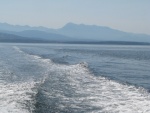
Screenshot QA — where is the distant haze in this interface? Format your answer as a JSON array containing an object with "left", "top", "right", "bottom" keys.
[
  {"left": 0, "top": 0, "right": 150, "bottom": 35},
  {"left": 0, "top": 22, "right": 150, "bottom": 43}
]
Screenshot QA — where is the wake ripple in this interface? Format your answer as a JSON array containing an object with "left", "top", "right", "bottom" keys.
[
  {"left": 28, "top": 53, "right": 150, "bottom": 113},
  {"left": 1, "top": 46, "right": 149, "bottom": 113},
  {"left": 0, "top": 80, "right": 38, "bottom": 113}
]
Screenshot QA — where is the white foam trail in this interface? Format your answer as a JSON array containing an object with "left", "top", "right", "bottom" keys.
[
  {"left": 0, "top": 80, "right": 38, "bottom": 113},
  {"left": 13, "top": 46, "right": 23, "bottom": 53},
  {"left": 13, "top": 46, "right": 53, "bottom": 64},
  {"left": 64, "top": 64, "right": 150, "bottom": 113},
  {"left": 0, "top": 46, "right": 48, "bottom": 113},
  {"left": 16, "top": 50, "right": 150, "bottom": 113}
]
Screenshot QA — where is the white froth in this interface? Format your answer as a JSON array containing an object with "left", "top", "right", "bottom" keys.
[
  {"left": 8, "top": 47, "right": 150, "bottom": 113},
  {"left": 27, "top": 53, "right": 150, "bottom": 113},
  {"left": 64, "top": 64, "right": 150, "bottom": 113},
  {"left": 0, "top": 51, "right": 49, "bottom": 113},
  {"left": 0, "top": 80, "right": 38, "bottom": 113},
  {"left": 13, "top": 46, "right": 23, "bottom": 53}
]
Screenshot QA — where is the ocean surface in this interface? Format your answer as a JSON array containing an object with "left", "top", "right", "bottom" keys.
[{"left": 0, "top": 43, "right": 150, "bottom": 113}]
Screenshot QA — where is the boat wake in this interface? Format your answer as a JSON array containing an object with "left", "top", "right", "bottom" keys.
[{"left": 0, "top": 46, "right": 150, "bottom": 113}]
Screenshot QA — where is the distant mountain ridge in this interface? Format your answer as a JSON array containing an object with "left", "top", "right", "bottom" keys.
[
  {"left": 0, "top": 22, "right": 150, "bottom": 43},
  {"left": 56, "top": 23, "right": 150, "bottom": 42},
  {"left": 0, "top": 22, "right": 53, "bottom": 32}
]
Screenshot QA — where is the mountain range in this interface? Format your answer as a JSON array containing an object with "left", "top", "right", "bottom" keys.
[{"left": 0, "top": 22, "right": 150, "bottom": 44}]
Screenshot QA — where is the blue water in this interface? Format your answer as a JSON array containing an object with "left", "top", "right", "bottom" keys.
[{"left": 0, "top": 43, "right": 150, "bottom": 113}]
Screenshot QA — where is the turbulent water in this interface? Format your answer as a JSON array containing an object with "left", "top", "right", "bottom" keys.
[{"left": 0, "top": 43, "right": 150, "bottom": 113}]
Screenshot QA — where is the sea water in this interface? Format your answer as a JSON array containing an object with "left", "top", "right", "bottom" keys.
[{"left": 0, "top": 43, "right": 150, "bottom": 113}]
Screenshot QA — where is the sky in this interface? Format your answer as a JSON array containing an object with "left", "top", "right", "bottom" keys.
[{"left": 0, "top": 0, "right": 150, "bottom": 34}]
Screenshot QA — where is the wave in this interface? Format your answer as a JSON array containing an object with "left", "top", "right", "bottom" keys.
[
  {"left": 27, "top": 53, "right": 150, "bottom": 113},
  {"left": 4, "top": 46, "right": 150, "bottom": 113},
  {"left": 0, "top": 80, "right": 39, "bottom": 113},
  {"left": 0, "top": 46, "right": 48, "bottom": 113},
  {"left": 13, "top": 46, "right": 24, "bottom": 53}
]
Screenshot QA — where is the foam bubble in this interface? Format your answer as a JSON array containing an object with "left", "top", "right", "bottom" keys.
[
  {"left": 0, "top": 80, "right": 38, "bottom": 113},
  {"left": 13, "top": 49, "right": 150, "bottom": 113},
  {"left": 64, "top": 64, "right": 150, "bottom": 113},
  {"left": 13, "top": 46, "right": 23, "bottom": 53},
  {"left": 30, "top": 54, "right": 150, "bottom": 112}
]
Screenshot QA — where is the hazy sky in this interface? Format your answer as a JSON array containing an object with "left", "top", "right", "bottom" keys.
[{"left": 0, "top": 0, "right": 150, "bottom": 34}]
